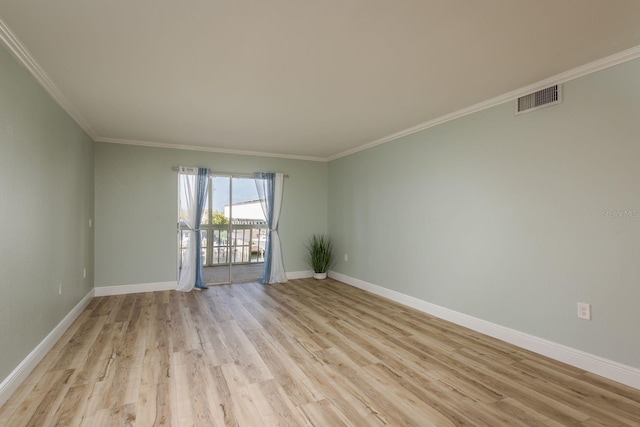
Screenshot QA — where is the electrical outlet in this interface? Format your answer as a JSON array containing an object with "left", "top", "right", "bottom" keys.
[
  {"left": 344, "top": 253, "right": 348, "bottom": 262},
  {"left": 58, "top": 283, "right": 62, "bottom": 295},
  {"left": 89, "top": 219, "right": 92, "bottom": 228},
  {"left": 83, "top": 268, "right": 87, "bottom": 279},
  {"left": 577, "top": 302, "right": 591, "bottom": 320}
]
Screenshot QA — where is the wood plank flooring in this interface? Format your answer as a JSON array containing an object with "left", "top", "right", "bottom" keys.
[{"left": 1, "top": 278, "right": 640, "bottom": 426}]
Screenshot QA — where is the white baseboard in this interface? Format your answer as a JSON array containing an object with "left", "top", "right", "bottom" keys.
[
  {"left": 329, "top": 271, "right": 640, "bottom": 390},
  {"left": 0, "top": 289, "right": 95, "bottom": 408},
  {"left": 94, "top": 281, "right": 177, "bottom": 296},
  {"left": 286, "top": 270, "right": 314, "bottom": 280},
  {"left": 94, "top": 274, "right": 314, "bottom": 294}
]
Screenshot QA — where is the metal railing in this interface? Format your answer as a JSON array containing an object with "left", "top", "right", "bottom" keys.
[{"left": 179, "top": 222, "right": 267, "bottom": 267}]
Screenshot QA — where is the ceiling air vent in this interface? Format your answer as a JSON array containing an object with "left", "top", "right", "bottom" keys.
[{"left": 516, "top": 84, "right": 561, "bottom": 115}]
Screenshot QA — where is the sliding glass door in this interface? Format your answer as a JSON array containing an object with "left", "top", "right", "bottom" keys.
[{"left": 179, "top": 174, "right": 266, "bottom": 285}]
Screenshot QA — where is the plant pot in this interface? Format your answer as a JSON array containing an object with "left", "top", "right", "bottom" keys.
[{"left": 313, "top": 272, "right": 327, "bottom": 280}]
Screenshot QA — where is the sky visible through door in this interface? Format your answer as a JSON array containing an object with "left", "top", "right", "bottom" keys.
[{"left": 211, "top": 176, "right": 259, "bottom": 213}]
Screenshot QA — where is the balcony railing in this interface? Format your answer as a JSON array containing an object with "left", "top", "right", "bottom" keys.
[{"left": 179, "top": 222, "right": 267, "bottom": 268}]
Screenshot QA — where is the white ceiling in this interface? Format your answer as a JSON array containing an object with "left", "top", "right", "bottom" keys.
[{"left": 2, "top": 1, "right": 640, "bottom": 161}]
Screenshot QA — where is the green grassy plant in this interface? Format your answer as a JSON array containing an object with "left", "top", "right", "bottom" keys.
[{"left": 306, "top": 234, "right": 335, "bottom": 273}]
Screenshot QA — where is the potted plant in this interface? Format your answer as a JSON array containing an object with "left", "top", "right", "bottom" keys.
[{"left": 306, "top": 234, "right": 335, "bottom": 279}]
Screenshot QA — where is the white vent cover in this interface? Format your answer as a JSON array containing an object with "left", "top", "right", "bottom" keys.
[{"left": 516, "top": 84, "right": 561, "bottom": 115}]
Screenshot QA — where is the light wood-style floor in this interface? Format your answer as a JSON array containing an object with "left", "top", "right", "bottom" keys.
[{"left": 1, "top": 279, "right": 640, "bottom": 426}]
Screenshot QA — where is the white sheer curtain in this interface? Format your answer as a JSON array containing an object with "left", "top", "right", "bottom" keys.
[
  {"left": 176, "top": 167, "right": 198, "bottom": 292},
  {"left": 255, "top": 172, "right": 287, "bottom": 284}
]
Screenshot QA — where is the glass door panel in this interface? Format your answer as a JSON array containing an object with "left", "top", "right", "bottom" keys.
[
  {"left": 204, "top": 176, "right": 230, "bottom": 285},
  {"left": 229, "top": 177, "right": 265, "bottom": 283}
]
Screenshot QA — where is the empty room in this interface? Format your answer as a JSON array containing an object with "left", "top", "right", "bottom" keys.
[{"left": 2, "top": 1, "right": 640, "bottom": 425}]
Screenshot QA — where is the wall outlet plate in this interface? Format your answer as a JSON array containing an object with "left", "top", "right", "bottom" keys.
[{"left": 577, "top": 302, "right": 591, "bottom": 320}]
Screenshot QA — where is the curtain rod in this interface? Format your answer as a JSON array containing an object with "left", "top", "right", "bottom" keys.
[{"left": 172, "top": 167, "right": 288, "bottom": 178}]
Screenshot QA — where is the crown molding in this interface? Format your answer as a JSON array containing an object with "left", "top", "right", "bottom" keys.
[
  {"left": 95, "top": 137, "right": 327, "bottom": 162},
  {"left": 327, "top": 44, "right": 640, "bottom": 161},
  {"left": 3, "top": 10, "right": 639, "bottom": 162},
  {"left": 0, "top": 17, "right": 96, "bottom": 139}
]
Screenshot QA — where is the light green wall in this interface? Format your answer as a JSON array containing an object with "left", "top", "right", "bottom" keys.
[
  {"left": 94, "top": 143, "right": 327, "bottom": 287},
  {"left": 329, "top": 58, "right": 640, "bottom": 369},
  {"left": 0, "top": 46, "right": 94, "bottom": 381}
]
